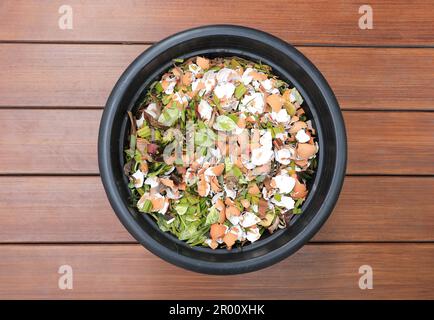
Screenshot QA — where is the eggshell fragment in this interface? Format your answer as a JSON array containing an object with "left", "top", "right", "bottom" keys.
[
  {"left": 223, "top": 229, "right": 238, "bottom": 249},
  {"left": 210, "top": 223, "right": 227, "bottom": 241},
  {"left": 172, "top": 67, "right": 182, "bottom": 78},
  {"left": 132, "top": 169, "right": 145, "bottom": 188},
  {"left": 240, "top": 212, "right": 261, "bottom": 228},
  {"left": 197, "top": 174, "right": 210, "bottom": 197},
  {"left": 295, "top": 129, "right": 311, "bottom": 143},
  {"left": 296, "top": 143, "right": 317, "bottom": 160},
  {"left": 246, "top": 226, "right": 261, "bottom": 242},
  {"left": 218, "top": 208, "right": 226, "bottom": 224},
  {"left": 258, "top": 198, "right": 268, "bottom": 218},
  {"left": 293, "top": 160, "right": 308, "bottom": 171},
  {"left": 140, "top": 162, "right": 149, "bottom": 175},
  {"left": 215, "top": 198, "right": 225, "bottom": 211},
  {"left": 225, "top": 205, "right": 241, "bottom": 220},
  {"left": 225, "top": 198, "right": 235, "bottom": 206},
  {"left": 271, "top": 195, "right": 295, "bottom": 210},
  {"left": 237, "top": 116, "right": 246, "bottom": 129},
  {"left": 196, "top": 57, "right": 210, "bottom": 70},
  {"left": 211, "top": 163, "right": 225, "bottom": 176},
  {"left": 250, "top": 71, "right": 268, "bottom": 81},
  {"left": 248, "top": 183, "right": 260, "bottom": 195},
  {"left": 275, "top": 148, "right": 293, "bottom": 165},
  {"left": 266, "top": 94, "right": 283, "bottom": 112},
  {"left": 160, "top": 178, "right": 175, "bottom": 190},
  {"left": 289, "top": 121, "right": 307, "bottom": 134},
  {"left": 271, "top": 173, "right": 295, "bottom": 194},
  {"left": 151, "top": 197, "right": 165, "bottom": 211},
  {"left": 210, "top": 176, "right": 222, "bottom": 192},
  {"left": 241, "top": 199, "right": 250, "bottom": 209},
  {"left": 209, "top": 239, "right": 218, "bottom": 249},
  {"left": 291, "top": 175, "right": 308, "bottom": 199},
  {"left": 181, "top": 72, "right": 193, "bottom": 86}
]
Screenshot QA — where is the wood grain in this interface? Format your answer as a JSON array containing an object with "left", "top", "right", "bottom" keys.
[
  {"left": 346, "top": 111, "right": 434, "bottom": 175},
  {"left": 0, "top": 176, "right": 433, "bottom": 243},
  {"left": 1, "top": 109, "right": 433, "bottom": 175},
  {"left": 0, "top": 0, "right": 432, "bottom": 301},
  {"left": 0, "top": 176, "right": 132, "bottom": 243},
  {"left": 1, "top": 44, "right": 433, "bottom": 110},
  {"left": 1, "top": 0, "right": 433, "bottom": 46},
  {"left": 0, "top": 109, "right": 98, "bottom": 174},
  {"left": 316, "top": 176, "right": 434, "bottom": 242},
  {"left": 0, "top": 244, "right": 432, "bottom": 299}
]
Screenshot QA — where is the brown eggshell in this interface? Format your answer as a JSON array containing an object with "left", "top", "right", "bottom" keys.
[
  {"left": 181, "top": 72, "right": 193, "bottom": 86},
  {"left": 140, "top": 162, "right": 148, "bottom": 175},
  {"left": 225, "top": 205, "right": 241, "bottom": 219},
  {"left": 218, "top": 208, "right": 226, "bottom": 224},
  {"left": 190, "top": 160, "right": 200, "bottom": 171},
  {"left": 197, "top": 174, "right": 209, "bottom": 197},
  {"left": 250, "top": 71, "right": 268, "bottom": 81},
  {"left": 196, "top": 57, "right": 210, "bottom": 70},
  {"left": 237, "top": 116, "right": 246, "bottom": 129},
  {"left": 160, "top": 178, "right": 175, "bottom": 190},
  {"left": 210, "top": 223, "right": 226, "bottom": 240},
  {"left": 215, "top": 199, "right": 225, "bottom": 211},
  {"left": 210, "top": 176, "right": 222, "bottom": 192},
  {"left": 253, "top": 164, "right": 271, "bottom": 175},
  {"left": 223, "top": 230, "right": 238, "bottom": 249},
  {"left": 266, "top": 94, "right": 283, "bottom": 112},
  {"left": 171, "top": 67, "right": 182, "bottom": 78},
  {"left": 224, "top": 198, "right": 235, "bottom": 206},
  {"left": 150, "top": 197, "right": 165, "bottom": 211},
  {"left": 289, "top": 121, "right": 307, "bottom": 134},
  {"left": 295, "top": 159, "right": 309, "bottom": 169},
  {"left": 240, "top": 199, "right": 250, "bottom": 209},
  {"left": 161, "top": 79, "right": 170, "bottom": 91},
  {"left": 209, "top": 240, "right": 218, "bottom": 250},
  {"left": 212, "top": 163, "right": 225, "bottom": 176},
  {"left": 248, "top": 183, "right": 260, "bottom": 195},
  {"left": 291, "top": 174, "right": 308, "bottom": 199},
  {"left": 258, "top": 198, "right": 268, "bottom": 218},
  {"left": 296, "top": 143, "right": 317, "bottom": 159}
]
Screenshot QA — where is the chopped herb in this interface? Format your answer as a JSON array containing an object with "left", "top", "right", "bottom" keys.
[{"left": 234, "top": 83, "right": 247, "bottom": 99}]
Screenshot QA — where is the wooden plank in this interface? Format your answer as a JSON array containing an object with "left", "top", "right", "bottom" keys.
[
  {"left": 1, "top": 109, "right": 433, "bottom": 175},
  {"left": 304, "top": 47, "right": 434, "bottom": 110},
  {"left": 346, "top": 111, "right": 434, "bottom": 175},
  {"left": 0, "top": 109, "right": 98, "bottom": 174},
  {"left": 315, "top": 176, "right": 434, "bottom": 242},
  {"left": 0, "top": 176, "right": 433, "bottom": 243},
  {"left": 1, "top": 1, "right": 433, "bottom": 46},
  {"left": 0, "top": 244, "right": 432, "bottom": 299},
  {"left": 1, "top": 44, "right": 434, "bottom": 110},
  {"left": 0, "top": 176, "right": 132, "bottom": 243},
  {"left": 0, "top": 44, "right": 142, "bottom": 108}
]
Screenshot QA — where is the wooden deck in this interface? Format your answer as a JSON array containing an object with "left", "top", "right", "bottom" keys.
[{"left": 0, "top": 0, "right": 433, "bottom": 299}]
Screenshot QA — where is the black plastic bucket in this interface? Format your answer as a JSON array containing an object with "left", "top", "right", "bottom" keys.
[{"left": 98, "top": 25, "right": 347, "bottom": 274}]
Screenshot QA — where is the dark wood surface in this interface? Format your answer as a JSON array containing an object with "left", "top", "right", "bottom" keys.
[
  {"left": 0, "top": 244, "right": 433, "bottom": 299},
  {"left": 0, "top": 0, "right": 433, "bottom": 299},
  {"left": 1, "top": 0, "right": 433, "bottom": 46},
  {"left": 1, "top": 110, "right": 433, "bottom": 174},
  {"left": 0, "top": 176, "right": 433, "bottom": 243},
  {"left": 1, "top": 44, "right": 433, "bottom": 109}
]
